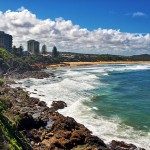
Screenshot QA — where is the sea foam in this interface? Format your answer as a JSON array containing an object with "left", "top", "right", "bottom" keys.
[{"left": 12, "top": 64, "right": 150, "bottom": 149}]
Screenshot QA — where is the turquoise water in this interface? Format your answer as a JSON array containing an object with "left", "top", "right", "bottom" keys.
[
  {"left": 89, "top": 66, "right": 150, "bottom": 132},
  {"left": 14, "top": 63, "right": 150, "bottom": 148}
]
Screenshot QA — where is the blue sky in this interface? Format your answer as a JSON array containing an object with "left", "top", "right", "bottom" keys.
[
  {"left": 0, "top": 0, "right": 150, "bottom": 55},
  {"left": 1, "top": 0, "right": 150, "bottom": 33}
]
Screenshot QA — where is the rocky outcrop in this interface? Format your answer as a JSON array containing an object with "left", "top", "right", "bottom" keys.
[
  {"left": 51, "top": 101, "right": 67, "bottom": 111},
  {"left": 0, "top": 87, "right": 108, "bottom": 149},
  {"left": 0, "top": 84, "right": 145, "bottom": 150},
  {"left": 9, "top": 71, "right": 55, "bottom": 79},
  {"left": 108, "top": 140, "right": 145, "bottom": 150},
  {"left": 31, "top": 63, "right": 47, "bottom": 70}
]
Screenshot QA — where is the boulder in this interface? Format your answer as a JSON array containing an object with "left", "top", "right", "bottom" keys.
[
  {"left": 29, "top": 97, "right": 39, "bottom": 105},
  {"left": 85, "top": 135, "right": 107, "bottom": 150},
  {"left": 17, "top": 114, "right": 47, "bottom": 130},
  {"left": 108, "top": 140, "right": 145, "bottom": 150},
  {"left": 51, "top": 101, "right": 67, "bottom": 111},
  {"left": 38, "top": 101, "right": 47, "bottom": 107},
  {"left": 51, "top": 116, "right": 79, "bottom": 132}
]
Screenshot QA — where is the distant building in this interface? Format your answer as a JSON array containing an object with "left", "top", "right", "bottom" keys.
[
  {"left": 23, "top": 51, "right": 30, "bottom": 56},
  {"left": 27, "top": 40, "right": 40, "bottom": 54},
  {"left": 0, "top": 31, "right": 12, "bottom": 52}
]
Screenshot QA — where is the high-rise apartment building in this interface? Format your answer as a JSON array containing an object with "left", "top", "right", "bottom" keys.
[
  {"left": 0, "top": 31, "right": 12, "bottom": 52},
  {"left": 27, "top": 40, "right": 40, "bottom": 54}
]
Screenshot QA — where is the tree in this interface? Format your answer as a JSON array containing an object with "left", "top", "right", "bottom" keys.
[
  {"left": 12, "top": 45, "right": 23, "bottom": 57},
  {"left": 18, "top": 45, "right": 23, "bottom": 57},
  {"left": 41, "top": 44, "right": 47, "bottom": 55},
  {"left": 12, "top": 46, "right": 18, "bottom": 56},
  {"left": 52, "top": 46, "right": 59, "bottom": 57}
]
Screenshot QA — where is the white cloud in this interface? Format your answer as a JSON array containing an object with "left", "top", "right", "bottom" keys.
[
  {"left": 132, "top": 12, "right": 147, "bottom": 18},
  {"left": 0, "top": 7, "right": 150, "bottom": 55}
]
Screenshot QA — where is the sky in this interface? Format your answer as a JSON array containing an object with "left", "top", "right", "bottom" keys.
[{"left": 0, "top": 0, "right": 150, "bottom": 55}]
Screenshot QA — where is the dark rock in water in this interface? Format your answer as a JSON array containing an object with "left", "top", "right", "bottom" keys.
[
  {"left": 51, "top": 101, "right": 67, "bottom": 111},
  {"left": 29, "top": 97, "right": 39, "bottom": 105},
  {"left": 38, "top": 101, "right": 47, "bottom": 107},
  {"left": 85, "top": 135, "right": 107, "bottom": 149},
  {"left": 26, "top": 86, "right": 30, "bottom": 88},
  {"left": 39, "top": 94, "right": 45, "bottom": 96},
  {"left": 108, "top": 140, "right": 145, "bottom": 150},
  {"left": 32, "top": 92, "right": 37, "bottom": 94}
]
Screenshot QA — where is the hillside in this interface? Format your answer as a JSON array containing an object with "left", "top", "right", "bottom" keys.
[{"left": 0, "top": 48, "right": 32, "bottom": 76}]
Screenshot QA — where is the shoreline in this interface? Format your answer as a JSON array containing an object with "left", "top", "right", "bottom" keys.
[
  {"left": 0, "top": 71, "right": 146, "bottom": 149},
  {"left": 47, "top": 61, "right": 150, "bottom": 69}
]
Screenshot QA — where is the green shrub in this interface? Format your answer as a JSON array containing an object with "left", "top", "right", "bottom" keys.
[
  {"left": 0, "top": 101, "right": 6, "bottom": 112},
  {"left": 0, "top": 78, "right": 5, "bottom": 86},
  {"left": 0, "top": 119, "right": 22, "bottom": 150}
]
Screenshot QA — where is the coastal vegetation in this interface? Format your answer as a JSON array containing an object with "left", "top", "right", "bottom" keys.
[
  {"left": 12, "top": 45, "right": 23, "bottom": 57},
  {"left": 0, "top": 78, "right": 5, "bottom": 86},
  {"left": 1, "top": 46, "right": 150, "bottom": 77},
  {"left": 0, "top": 88, "right": 25, "bottom": 150},
  {"left": 52, "top": 46, "right": 59, "bottom": 57},
  {"left": 0, "top": 48, "right": 32, "bottom": 75},
  {"left": 41, "top": 44, "right": 47, "bottom": 55}
]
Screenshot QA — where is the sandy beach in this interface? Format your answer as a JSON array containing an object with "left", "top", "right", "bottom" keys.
[{"left": 47, "top": 61, "right": 150, "bottom": 69}]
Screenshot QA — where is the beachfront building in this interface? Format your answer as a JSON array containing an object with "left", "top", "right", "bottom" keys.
[
  {"left": 27, "top": 40, "right": 40, "bottom": 55},
  {"left": 0, "top": 31, "right": 12, "bottom": 52}
]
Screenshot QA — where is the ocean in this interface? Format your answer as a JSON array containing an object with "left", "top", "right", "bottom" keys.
[{"left": 13, "top": 64, "right": 150, "bottom": 149}]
